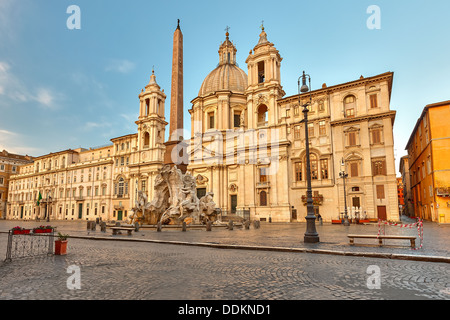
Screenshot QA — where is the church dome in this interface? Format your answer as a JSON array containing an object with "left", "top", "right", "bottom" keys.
[{"left": 198, "top": 32, "right": 248, "bottom": 97}]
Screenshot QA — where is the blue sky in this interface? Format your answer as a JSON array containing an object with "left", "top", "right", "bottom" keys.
[{"left": 1, "top": 0, "right": 450, "bottom": 175}]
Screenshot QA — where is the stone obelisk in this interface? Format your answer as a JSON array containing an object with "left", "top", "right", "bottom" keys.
[{"left": 164, "top": 19, "right": 188, "bottom": 173}]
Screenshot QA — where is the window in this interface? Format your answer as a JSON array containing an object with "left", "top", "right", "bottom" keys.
[
  {"left": 258, "top": 61, "right": 265, "bottom": 83},
  {"left": 294, "top": 105, "right": 300, "bottom": 117},
  {"left": 144, "top": 132, "right": 150, "bottom": 147},
  {"left": 372, "top": 158, "right": 387, "bottom": 176},
  {"left": 350, "top": 162, "right": 359, "bottom": 177},
  {"left": 371, "top": 127, "right": 382, "bottom": 144},
  {"left": 233, "top": 112, "right": 241, "bottom": 128},
  {"left": 318, "top": 100, "right": 325, "bottom": 112},
  {"left": 260, "top": 191, "right": 267, "bottom": 206},
  {"left": 376, "top": 185, "right": 385, "bottom": 200},
  {"left": 344, "top": 95, "right": 356, "bottom": 118},
  {"left": 208, "top": 112, "right": 215, "bottom": 129},
  {"left": 320, "top": 159, "right": 328, "bottom": 179},
  {"left": 118, "top": 178, "right": 124, "bottom": 196},
  {"left": 145, "top": 98, "right": 150, "bottom": 116},
  {"left": 257, "top": 105, "right": 268, "bottom": 127},
  {"left": 308, "top": 123, "right": 314, "bottom": 137},
  {"left": 370, "top": 94, "right": 378, "bottom": 108},
  {"left": 294, "top": 125, "right": 301, "bottom": 140},
  {"left": 141, "top": 180, "right": 146, "bottom": 192},
  {"left": 259, "top": 167, "right": 267, "bottom": 183},
  {"left": 295, "top": 162, "right": 302, "bottom": 181},
  {"left": 348, "top": 132, "right": 357, "bottom": 146},
  {"left": 319, "top": 121, "right": 326, "bottom": 135},
  {"left": 310, "top": 154, "right": 318, "bottom": 180}
]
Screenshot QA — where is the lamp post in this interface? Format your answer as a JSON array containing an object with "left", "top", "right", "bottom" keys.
[
  {"left": 339, "top": 158, "right": 350, "bottom": 226},
  {"left": 299, "top": 71, "right": 319, "bottom": 243}
]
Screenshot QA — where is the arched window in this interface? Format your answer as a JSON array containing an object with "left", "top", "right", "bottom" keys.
[
  {"left": 344, "top": 95, "right": 356, "bottom": 118},
  {"left": 143, "top": 132, "right": 150, "bottom": 148},
  {"left": 118, "top": 178, "right": 124, "bottom": 196},
  {"left": 310, "top": 154, "right": 318, "bottom": 180},
  {"left": 260, "top": 191, "right": 267, "bottom": 206},
  {"left": 257, "top": 105, "right": 268, "bottom": 127}
]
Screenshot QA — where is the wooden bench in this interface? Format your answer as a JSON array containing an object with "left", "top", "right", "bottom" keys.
[
  {"left": 111, "top": 227, "right": 135, "bottom": 236},
  {"left": 348, "top": 234, "right": 416, "bottom": 248}
]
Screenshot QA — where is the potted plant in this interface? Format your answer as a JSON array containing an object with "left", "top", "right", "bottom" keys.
[
  {"left": 12, "top": 226, "right": 31, "bottom": 235},
  {"left": 33, "top": 225, "right": 54, "bottom": 233},
  {"left": 55, "top": 232, "right": 69, "bottom": 255}
]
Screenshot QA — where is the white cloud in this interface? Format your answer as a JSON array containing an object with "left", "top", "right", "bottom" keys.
[
  {"left": 84, "top": 121, "right": 112, "bottom": 130},
  {"left": 0, "top": 129, "right": 40, "bottom": 156},
  {"left": 34, "top": 88, "right": 55, "bottom": 108},
  {"left": 0, "top": 61, "right": 61, "bottom": 109},
  {"left": 105, "top": 59, "right": 135, "bottom": 74}
]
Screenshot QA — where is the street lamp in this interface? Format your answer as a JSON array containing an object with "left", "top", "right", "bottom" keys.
[
  {"left": 339, "top": 158, "right": 350, "bottom": 226},
  {"left": 298, "top": 71, "right": 319, "bottom": 243}
]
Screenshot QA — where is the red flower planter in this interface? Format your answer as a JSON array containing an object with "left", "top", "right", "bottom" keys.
[
  {"left": 34, "top": 229, "right": 53, "bottom": 234},
  {"left": 55, "top": 240, "right": 68, "bottom": 255},
  {"left": 12, "top": 229, "right": 30, "bottom": 235}
]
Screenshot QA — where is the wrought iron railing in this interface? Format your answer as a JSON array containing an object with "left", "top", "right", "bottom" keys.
[{"left": 4, "top": 229, "right": 54, "bottom": 262}]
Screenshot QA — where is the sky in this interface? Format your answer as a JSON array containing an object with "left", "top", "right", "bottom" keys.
[{"left": 1, "top": 0, "right": 450, "bottom": 175}]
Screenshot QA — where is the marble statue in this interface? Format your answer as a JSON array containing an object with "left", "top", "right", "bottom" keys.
[{"left": 131, "top": 165, "right": 218, "bottom": 225}]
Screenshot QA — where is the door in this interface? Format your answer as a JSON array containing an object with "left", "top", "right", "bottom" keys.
[
  {"left": 377, "top": 206, "right": 387, "bottom": 221},
  {"left": 352, "top": 197, "right": 361, "bottom": 208},
  {"left": 78, "top": 203, "right": 83, "bottom": 219},
  {"left": 230, "top": 195, "right": 237, "bottom": 214},
  {"left": 118, "top": 210, "right": 123, "bottom": 221}
]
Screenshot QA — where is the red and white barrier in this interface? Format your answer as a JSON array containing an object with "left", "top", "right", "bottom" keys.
[{"left": 377, "top": 219, "right": 424, "bottom": 250}]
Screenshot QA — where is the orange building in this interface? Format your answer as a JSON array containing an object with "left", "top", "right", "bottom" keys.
[
  {"left": 405, "top": 100, "right": 450, "bottom": 223},
  {"left": 0, "top": 150, "right": 34, "bottom": 219}
]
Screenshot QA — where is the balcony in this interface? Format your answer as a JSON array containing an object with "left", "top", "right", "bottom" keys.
[{"left": 256, "top": 181, "right": 270, "bottom": 188}]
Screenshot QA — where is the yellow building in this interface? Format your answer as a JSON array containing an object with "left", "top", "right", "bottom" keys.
[{"left": 405, "top": 100, "right": 450, "bottom": 223}]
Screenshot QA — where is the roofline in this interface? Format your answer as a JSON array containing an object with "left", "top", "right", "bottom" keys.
[
  {"left": 278, "top": 72, "right": 394, "bottom": 104},
  {"left": 405, "top": 100, "right": 450, "bottom": 150}
]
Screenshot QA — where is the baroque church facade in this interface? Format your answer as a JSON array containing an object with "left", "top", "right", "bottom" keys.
[{"left": 7, "top": 25, "right": 399, "bottom": 223}]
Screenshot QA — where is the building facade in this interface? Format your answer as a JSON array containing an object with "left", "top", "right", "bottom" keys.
[
  {"left": 0, "top": 150, "right": 33, "bottom": 219},
  {"left": 399, "top": 155, "right": 414, "bottom": 217},
  {"left": 405, "top": 100, "right": 450, "bottom": 223},
  {"left": 7, "top": 26, "right": 400, "bottom": 223}
]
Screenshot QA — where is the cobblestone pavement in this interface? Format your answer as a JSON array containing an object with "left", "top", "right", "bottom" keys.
[
  {"left": 0, "top": 235, "right": 449, "bottom": 301},
  {"left": 1, "top": 216, "right": 450, "bottom": 301},
  {"left": 1, "top": 216, "right": 449, "bottom": 260}
]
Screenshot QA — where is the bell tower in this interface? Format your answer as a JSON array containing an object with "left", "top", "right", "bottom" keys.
[
  {"left": 245, "top": 25, "right": 285, "bottom": 128},
  {"left": 136, "top": 68, "right": 167, "bottom": 162}
]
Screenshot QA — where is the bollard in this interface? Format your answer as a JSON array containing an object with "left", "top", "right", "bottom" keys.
[
  {"left": 182, "top": 221, "right": 187, "bottom": 232},
  {"left": 157, "top": 222, "right": 162, "bottom": 232},
  {"left": 228, "top": 220, "right": 233, "bottom": 231}
]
